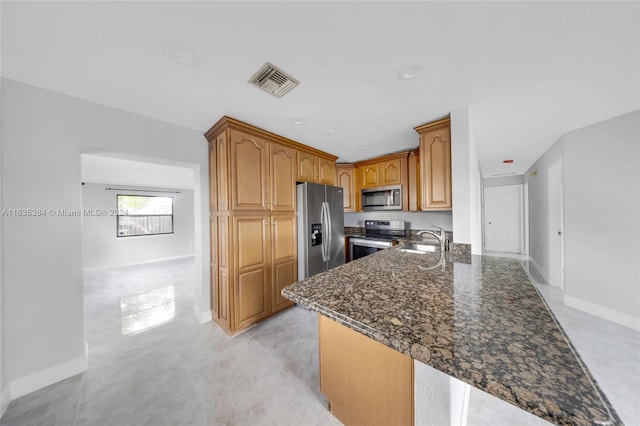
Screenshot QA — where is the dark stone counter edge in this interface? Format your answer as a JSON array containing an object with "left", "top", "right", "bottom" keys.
[{"left": 281, "top": 267, "right": 623, "bottom": 426}]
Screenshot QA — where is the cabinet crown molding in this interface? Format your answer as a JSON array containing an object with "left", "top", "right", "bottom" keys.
[
  {"left": 205, "top": 115, "right": 338, "bottom": 161},
  {"left": 414, "top": 116, "right": 451, "bottom": 134},
  {"left": 353, "top": 150, "right": 412, "bottom": 167}
]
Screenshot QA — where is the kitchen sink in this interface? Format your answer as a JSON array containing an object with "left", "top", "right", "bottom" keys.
[{"left": 397, "top": 242, "right": 437, "bottom": 254}]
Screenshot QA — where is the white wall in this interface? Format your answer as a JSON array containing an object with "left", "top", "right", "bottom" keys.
[
  {"left": 483, "top": 175, "right": 524, "bottom": 187},
  {"left": 562, "top": 111, "right": 639, "bottom": 329},
  {"left": 451, "top": 108, "right": 471, "bottom": 245},
  {"left": 0, "top": 2, "right": 7, "bottom": 415},
  {"left": 344, "top": 211, "right": 453, "bottom": 232},
  {"left": 81, "top": 184, "right": 195, "bottom": 270},
  {"left": 525, "top": 137, "right": 565, "bottom": 277},
  {"left": 526, "top": 110, "right": 640, "bottom": 330},
  {"left": 0, "top": 79, "right": 210, "bottom": 399},
  {"left": 451, "top": 107, "right": 483, "bottom": 254}
]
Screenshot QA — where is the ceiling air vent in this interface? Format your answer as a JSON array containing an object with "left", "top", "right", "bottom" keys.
[{"left": 249, "top": 62, "right": 299, "bottom": 98}]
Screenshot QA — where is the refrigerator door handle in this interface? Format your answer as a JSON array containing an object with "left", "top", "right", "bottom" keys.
[
  {"left": 325, "top": 201, "right": 333, "bottom": 260},
  {"left": 321, "top": 202, "right": 330, "bottom": 262}
]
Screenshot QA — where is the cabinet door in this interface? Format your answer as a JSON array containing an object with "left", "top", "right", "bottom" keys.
[
  {"left": 270, "top": 143, "right": 296, "bottom": 212},
  {"left": 215, "top": 133, "right": 230, "bottom": 211},
  {"left": 234, "top": 215, "right": 271, "bottom": 330},
  {"left": 420, "top": 126, "right": 452, "bottom": 210},
  {"left": 297, "top": 151, "right": 319, "bottom": 182},
  {"left": 230, "top": 130, "right": 269, "bottom": 210},
  {"left": 216, "top": 216, "right": 231, "bottom": 333},
  {"left": 336, "top": 165, "right": 356, "bottom": 212},
  {"left": 360, "top": 165, "right": 379, "bottom": 188},
  {"left": 319, "top": 315, "right": 413, "bottom": 426},
  {"left": 208, "top": 142, "right": 217, "bottom": 212},
  {"left": 210, "top": 217, "right": 218, "bottom": 317},
  {"left": 319, "top": 157, "right": 336, "bottom": 185},
  {"left": 408, "top": 150, "right": 421, "bottom": 211},
  {"left": 379, "top": 158, "right": 402, "bottom": 185},
  {"left": 271, "top": 214, "right": 296, "bottom": 312}
]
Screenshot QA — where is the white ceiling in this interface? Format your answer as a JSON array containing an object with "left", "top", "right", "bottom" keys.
[{"left": 2, "top": 1, "right": 638, "bottom": 177}]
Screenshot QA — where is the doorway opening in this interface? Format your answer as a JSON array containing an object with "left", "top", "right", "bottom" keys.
[{"left": 80, "top": 153, "right": 203, "bottom": 343}]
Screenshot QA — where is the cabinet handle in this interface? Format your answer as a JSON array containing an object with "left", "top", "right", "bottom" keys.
[
  {"left": 264, "top": 221, "right": 268, "bottom": 225},
  {"left": 272, "top": 201, "right": 276, "bottom": 205},
  {"left": 273, "top": 220, "right": 278, "bottom": 225},
  {"left": 264, "top": 200, "right": 268, "bottom": 205}
]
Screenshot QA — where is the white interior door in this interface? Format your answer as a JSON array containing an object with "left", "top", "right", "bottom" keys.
[
  {"left": 484, "top": 185, "right": 523, "bottom": 253},
  {"left": 548, "top": 160, "right": 564, "bottom": 290}
]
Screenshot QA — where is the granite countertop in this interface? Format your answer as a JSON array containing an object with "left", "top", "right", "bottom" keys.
[{"left": 282, "top": 247, "right": 621, "bottom": 426}]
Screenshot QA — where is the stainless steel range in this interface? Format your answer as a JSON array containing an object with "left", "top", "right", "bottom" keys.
[{"left": 349, "top": 220, "right": 407, "bottom": 261}]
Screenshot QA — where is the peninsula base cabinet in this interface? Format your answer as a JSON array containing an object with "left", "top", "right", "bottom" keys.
[{"left": 318, "top": 315, "right": 414, "bottom": 426}]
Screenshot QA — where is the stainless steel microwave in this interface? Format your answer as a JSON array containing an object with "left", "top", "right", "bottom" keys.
[{"left": 361, "top": 185, "right": 402, "bottom": 211}]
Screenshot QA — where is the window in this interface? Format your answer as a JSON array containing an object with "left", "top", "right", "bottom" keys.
[{"left": 117, "top": 195, "right": 173, "bottom": 237}]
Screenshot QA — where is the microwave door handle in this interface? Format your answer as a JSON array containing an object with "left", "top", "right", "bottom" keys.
[{"left": 390, "top": 190, "right": 394, "bottom": 206}]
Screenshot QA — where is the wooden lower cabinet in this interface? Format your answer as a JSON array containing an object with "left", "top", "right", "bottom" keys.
[
  {"left": 211, "top": 213, "right": 296, "bottom": 335},
  {"left": 271, "top": 214, "right": 296, "bottom": 313},
  {"left": 318, "top": 315, "right": 414, "bottom": 426},
  {"left": 234, "top": 215, "right": 271, "bottom": 329}
]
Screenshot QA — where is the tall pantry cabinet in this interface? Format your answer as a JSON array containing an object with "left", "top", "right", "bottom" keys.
[{"left": 205, "top": 116, "right": 337, "bottom": 335}]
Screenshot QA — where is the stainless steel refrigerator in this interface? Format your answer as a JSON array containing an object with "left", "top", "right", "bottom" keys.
[{"left": 297, "top": 182, "right": 345, "bottom": 280}]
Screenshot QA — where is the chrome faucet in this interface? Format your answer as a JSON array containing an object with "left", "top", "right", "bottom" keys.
[{"left": 417, "top": 228, "right": 446, "bottom": 252}]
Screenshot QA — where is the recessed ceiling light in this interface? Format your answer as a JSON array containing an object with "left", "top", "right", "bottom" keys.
[
  {"left": 163, "top": 42, "right": 200, "bottom": 66},
  {"left": 359, "top": 144, "right": 369, "bottom": 149},
  {"left": 291, "top": 118, "right": 306, "bottom": 125},
  {"left": 324, "top": 129, "right": 335, "bottom": 135},
  {"left": 398, "top": 62, "right": 424, "bottom": 80}
]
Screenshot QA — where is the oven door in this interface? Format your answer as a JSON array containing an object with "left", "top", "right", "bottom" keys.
[{"left": 349, "top": 238, "right": 392, "bottom": 261}]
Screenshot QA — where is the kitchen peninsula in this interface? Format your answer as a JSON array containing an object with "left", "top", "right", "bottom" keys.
[{"left": 282, "top": 248, "right": 621, "bottom": 426}]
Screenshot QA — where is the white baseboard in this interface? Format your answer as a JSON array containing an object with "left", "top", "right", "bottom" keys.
[
  {"left": 564, "top": 295, "right": 640, "bottom": 331},
  {"left": 1, "top": 384, "right": 11, "bottom": 419},
  {"left": 8, "top": 350, "right": 88, "bottom": 400},
  {"left": 527, "top": 258, "right": 549, "bottom": 285},
  {"left": 83, "top": 254, "right": 195, "bottom": 271},
  {"left": 194, "top": 305, "right": 212, "bottom": 324}
]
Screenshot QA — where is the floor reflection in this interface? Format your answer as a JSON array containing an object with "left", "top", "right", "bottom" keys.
[{"left": 120, "top": 285, "right": 175, "bottom": 335}]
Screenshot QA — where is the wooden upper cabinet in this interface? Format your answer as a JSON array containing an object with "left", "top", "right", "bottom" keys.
[
  {"left": 297, "top": 151, "right": 319, "bottom": 182},
  {"left": 216, "top": 133, "right": 230, "bottom": 212},
  {"left": 269, "top": 143, "right": 296, "bottom": 212},
  {"left": 297, "top": 150, "right": 337, "bottom": 184},
  {"left": 357, "top": 157, "right": 403, "bottom": 189},
  {"left": 319, "top": 157, "right": 336, "bottom": 185},
  {"left": 208, "top": 141, "right": 218, "bottom": 212},
  {"left": 230, "top": 130, "right": 269, "bottom": 211},
  {"left": 360, "top": 164, "right": 379, "bottom": 188},
  {"left": 336, "top": 164, "right": 356, "bottom": 212},
  {"left": 379, "top": 158, "right": 402, "bottom": 185},
  {"left": 415, "top": 118, "right": 452, "bottom": 211},
  {"left": 408, "top": 149, "right": 421, "bottom": 211}
]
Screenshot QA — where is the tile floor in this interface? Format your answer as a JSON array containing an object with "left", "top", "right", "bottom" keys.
[{"left": 1, "top": 255, "right": 638, "bottom": 425}]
